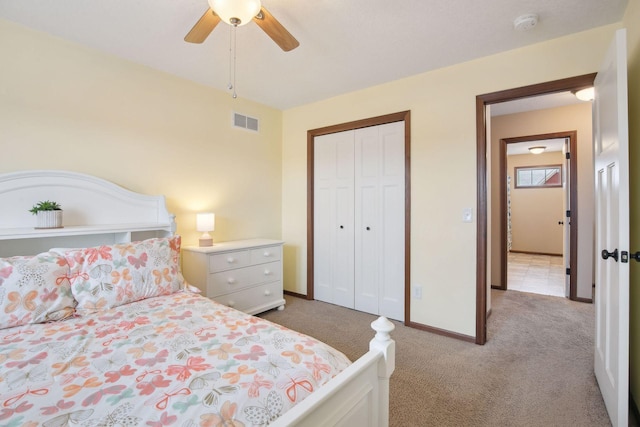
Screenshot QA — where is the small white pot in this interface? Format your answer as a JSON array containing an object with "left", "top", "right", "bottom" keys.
[{"left": 36, "top": 210, "right": 63, "bottom": 228}]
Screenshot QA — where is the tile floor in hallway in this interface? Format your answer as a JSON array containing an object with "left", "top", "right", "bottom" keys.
[{"left": 507, "top": 252, "right": 565, "bottom": 297}]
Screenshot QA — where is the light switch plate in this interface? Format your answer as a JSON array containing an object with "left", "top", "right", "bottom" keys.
[{"left": 462, "top": 208, "right": 473, "bottom": 223}]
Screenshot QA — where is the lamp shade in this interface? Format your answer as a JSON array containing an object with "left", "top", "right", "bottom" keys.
[
  {"left": 208, "top": 0, "right": 261, "bottom": 26},
  {"left": 196, "top": 213, "right": 215, "bottom": 232}
]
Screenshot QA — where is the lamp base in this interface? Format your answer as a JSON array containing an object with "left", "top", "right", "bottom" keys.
[{"left": 199, "top": 237, "right": 213, "bottom": 247}]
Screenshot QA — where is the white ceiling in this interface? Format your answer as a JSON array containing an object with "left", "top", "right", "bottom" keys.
[{"left": 0, "top": 0, "right": 628, "bottom": 110}]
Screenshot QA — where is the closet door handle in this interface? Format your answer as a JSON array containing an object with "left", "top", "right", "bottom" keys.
[
  {"left": 601, "top": 249, "right": 618, "bottom": 262},
  {"left": 366, "top": 226, "right": 371, "bottom": 231},
  {"left": 340, "top": 225, "right": 344, "bottom": 229}
]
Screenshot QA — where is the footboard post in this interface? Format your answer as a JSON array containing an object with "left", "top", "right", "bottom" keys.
[{"left": 370, "top": 317, "right": 396, "bottom": 427}]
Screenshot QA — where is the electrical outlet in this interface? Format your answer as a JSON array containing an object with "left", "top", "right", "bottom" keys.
[{"left": 413, "top": 286, "right": 422, "bottom": 299}]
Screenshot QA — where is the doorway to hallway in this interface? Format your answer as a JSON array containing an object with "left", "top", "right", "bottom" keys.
[{"left": 475, "top": 72, "right": 596, "bottom": 344}]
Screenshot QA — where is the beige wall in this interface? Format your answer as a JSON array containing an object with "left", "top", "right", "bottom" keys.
[
  {"left": 490, "top": 104, "right": 593, "bottom": 300},
  {"left": 0, "top": 19, "right": 283, "bottom": 247},
  {"left": 282, "top": 25, "right": 620, "bottom": 336},
  {"left": 507, "top": 152, "right": 564, "bottom": 255},
  {"left": 623, "top": 0, "right": 640, "bottom": 412}
]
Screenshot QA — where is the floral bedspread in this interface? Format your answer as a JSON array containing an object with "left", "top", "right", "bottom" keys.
[{"left": 0, "top": 292, "right": 351, "bottom": 426}]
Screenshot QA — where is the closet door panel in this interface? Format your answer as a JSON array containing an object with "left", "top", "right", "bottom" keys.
[
  {"left": 355, "top": 184, "right": 379, "bottom": 314},
  {"left": 354, "top": 126, "right": 381, "bottom": 315},
  {"left": 313, "top": 183, "right": 333, "bottom": 303},
  {"left": 334, "top": 180, "right": 355, "bottom": 308},
  {"left": 380, "top": 182, "right": 405, "bottom": 320},
  {"left": 314, "top": 131, "right": 354, "bottom": 307},
  {"left": 378, "top": 122, "right": 405, "bottom": 320}
]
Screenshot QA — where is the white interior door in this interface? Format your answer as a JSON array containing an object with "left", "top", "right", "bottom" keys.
[
  {"left": 562, "top": 138, "right": 571, "bottom": 298},
  {"left": 593, "top": 28, "right": 629, "bottom": 427},
  {"left": 314, "top": 131, "right": 355, "bottom": 308},
  {"left": 375, "top": 122, "right": 405, "bottom": 320},
  {"left": 354, "top": 126, "right": 381, "bottom": 315},
  {"left": 354, "top": 122, "right": 405, "bottom": 321}
]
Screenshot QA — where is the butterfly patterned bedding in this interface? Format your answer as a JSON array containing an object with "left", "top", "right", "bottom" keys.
[
  {"left": 0, "top": 291, "right": 351, "bottom": 426},
  {"left": 0, "top": 236, "right": 352, "bottom": 426}
]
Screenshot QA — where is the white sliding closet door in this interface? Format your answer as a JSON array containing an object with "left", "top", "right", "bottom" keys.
[
  {"left": 354, "top": 122, "right": 405, "bottom": 321},
  {"left": 314, "top": 121, "right": 405, "bottom": 321},
  {"left": 314, "top": 131, "right": 355, "bottom": 308}
]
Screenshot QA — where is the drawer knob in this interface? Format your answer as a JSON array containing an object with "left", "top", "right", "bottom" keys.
[
  {"left": 227, "top": 257, "right": 235, "bottom": 264},
  {"left": 228, "top": 300, "right": 235, "bottom": 307},
  {"left": 264, "top": 290, "right": 271, "bottom": 296},
  {"left": 263, "top": 251, "right": 271, "bottom": 257},
  {"left": 227, "top": 278, "right": 236, "bottom": 285},
  {"left": 264, "top": 269, "right": 271, "bottom": 276}
]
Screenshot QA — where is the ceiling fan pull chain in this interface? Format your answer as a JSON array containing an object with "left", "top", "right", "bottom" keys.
[
  {"left": 232, "top": 24, "right": 237, "bottom": 99},
  {"left": 227, "top": 25, "right": 233, "bottom": 91}
]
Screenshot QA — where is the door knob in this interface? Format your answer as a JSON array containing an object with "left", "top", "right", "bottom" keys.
[
  {"left": 630, "top": 252, "right": 640, "bottom": 262},
  {"left": 601, "top": 249, "right": 618, "bottom": 262}
]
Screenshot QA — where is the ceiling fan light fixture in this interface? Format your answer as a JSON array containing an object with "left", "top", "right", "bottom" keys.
[
  {"left": 528, "top": 146, "right": 546, "bottom": 155},
  {"left": 573, "top": 87, "right": 595, "bottom": 102},
  {"left": 208, "top": 0, "right": 261, "bottom": 26}
]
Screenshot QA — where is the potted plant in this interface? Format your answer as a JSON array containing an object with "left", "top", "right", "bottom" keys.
[{"left": 29, "top": 200, "right": 63, "bottom": 228}]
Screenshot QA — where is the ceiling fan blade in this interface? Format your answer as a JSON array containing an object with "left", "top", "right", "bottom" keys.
[
  {"left": 253, "top": 7, "right": 299, "bottom": 52},
  {"left": 184, "top": 8, "right": 221, "bottom": 43}
]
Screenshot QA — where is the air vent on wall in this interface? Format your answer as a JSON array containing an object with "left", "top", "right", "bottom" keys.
[{"left": 233, "top": 112, "right": 259, "bottom": 132}]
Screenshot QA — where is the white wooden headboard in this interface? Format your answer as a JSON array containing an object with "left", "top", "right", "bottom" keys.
[{"left": 0, "top": 170, "right": 176, "bottom": 256}]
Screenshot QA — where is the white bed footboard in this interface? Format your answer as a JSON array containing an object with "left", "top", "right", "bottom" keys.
[{"left": 274, "top": 317, "right": 396, "bottom": 427}]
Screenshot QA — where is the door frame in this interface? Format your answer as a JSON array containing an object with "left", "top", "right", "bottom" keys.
[
  {"left": 497, "top": 131, "right": 579, "bottom": 301},
  {"left": 475, "top": 74, "right": 596, "bottom": 345},
  {"left": 306, "top": 110, "right": 411, "bottom": 325}
]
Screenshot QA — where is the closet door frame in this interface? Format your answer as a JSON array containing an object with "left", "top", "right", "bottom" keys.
[{"left": 307, "top": 111, "right": 411, "bottom": 325}]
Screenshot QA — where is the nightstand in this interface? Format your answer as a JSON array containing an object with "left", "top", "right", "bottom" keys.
[{"left": 181, "top": 239, "right": 285, "bottom": 315}]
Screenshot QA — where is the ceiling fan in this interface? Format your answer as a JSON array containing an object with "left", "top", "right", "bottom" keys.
[{"left": 184, "top": 0, "right": 299, "bottom": 52}]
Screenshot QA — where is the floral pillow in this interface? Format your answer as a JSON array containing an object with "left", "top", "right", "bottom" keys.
[
  {"left": 67, "top": 236, "right": 186, "bottom": 315},
  {"left": 0, "top": 252, "right": 76, "bottom": 329}
]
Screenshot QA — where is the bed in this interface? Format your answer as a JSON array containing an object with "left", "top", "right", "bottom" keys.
[{"left": 0, "top": 170, "right": 395, "bottom": 426}]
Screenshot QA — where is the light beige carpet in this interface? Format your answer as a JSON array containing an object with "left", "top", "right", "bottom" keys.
[{"left": 260, "top": 289, "right": 611, "bottom": 427}]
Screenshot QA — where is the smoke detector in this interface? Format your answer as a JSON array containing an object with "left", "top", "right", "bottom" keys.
[{"left": 514, "top": 14, "right": 538, "bottom": 31}]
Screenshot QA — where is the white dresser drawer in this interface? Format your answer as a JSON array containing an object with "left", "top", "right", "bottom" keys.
[
  {"left": 250, "top": 245, "right": 282, "bottom": 264},
  {"left": 215, "top": 281, "right": 283, "bottom": 313},
  {"left": 209, "top": 250, "right": 251, "bottom": 272},
  {"left": 208, "top": 261, "right": 281, "bottom": 295}
]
